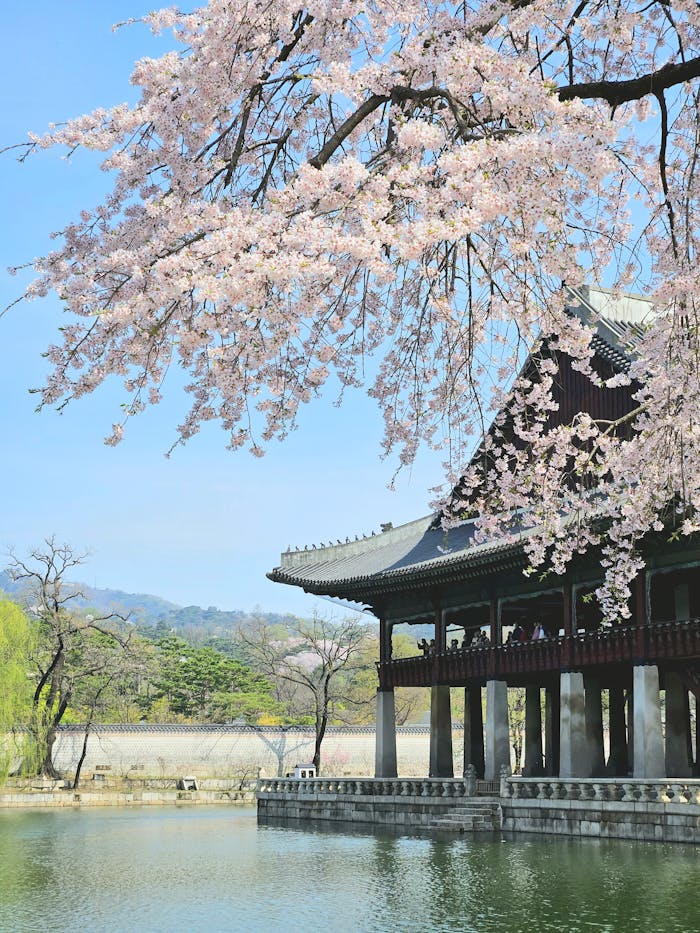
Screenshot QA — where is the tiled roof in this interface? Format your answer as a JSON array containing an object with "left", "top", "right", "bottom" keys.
[
  {"left": 268, "top": 514, "right": 531, "bottom": 597},
  {"left": 566, "top": 284, "right": 653, "bottom": 372},
  {"left": 269, "top": 287, "right": 654, "bottom": 599}
]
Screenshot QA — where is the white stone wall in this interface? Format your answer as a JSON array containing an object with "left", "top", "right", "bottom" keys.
[{"left": 53, "top": 727, "right": 464, "bottom": 778}]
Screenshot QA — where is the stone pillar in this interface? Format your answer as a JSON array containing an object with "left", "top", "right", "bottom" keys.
[
  {"left": 375, "top": 688, "right": 398, "bottom": 778},
  {"left": 633, "top": 664, "right": 665, "bottom": 778},
  {"left": 665, "top": 672, "right": 692, "bottom": 777},
  {"left": 463, "top": 684, "right": 485, "bottom": 779},
  {"left": 523, "top": 685, "right": 543, "bottom": 776},
  {"left": 559, "top": 671, "right": 589, "bottom": 778},
  {"left": 429, "top": 685, "right": 453, "bottom": 778},
  {"left": 485, "top": 680, "right": 510, "bottom": 780},
  {"left": 545, "top": 682, "right": 560, "bottom": 776},
  {"left": 607, "top": 685, "right": 629, "bottom": 776},
  {"left": 584, "top": 675, "right": 605, "bottom": 777},
  {"left": 627, "top": 688, "right": 634, "bottom": 767}
]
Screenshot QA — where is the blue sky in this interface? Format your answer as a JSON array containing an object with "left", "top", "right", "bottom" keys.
[{"left": 0, "top": 2, "right": 444, "bottom": 615}]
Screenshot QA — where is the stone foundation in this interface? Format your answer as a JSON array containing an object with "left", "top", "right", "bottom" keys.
[
  {"left": 257, "top": 776, "right": 700, "bottom": 843},
  {"left": 502, "top": 798, "right": 699, "bottom": 843}
]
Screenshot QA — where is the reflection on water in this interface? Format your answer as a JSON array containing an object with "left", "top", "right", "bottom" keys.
[{"left": 0, "top": 807, "right": 698, "bottom": 933}]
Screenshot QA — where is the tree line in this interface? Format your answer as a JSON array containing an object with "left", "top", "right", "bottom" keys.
[{"left": 0, "top": 539, "right": 433, "bottom": 782}]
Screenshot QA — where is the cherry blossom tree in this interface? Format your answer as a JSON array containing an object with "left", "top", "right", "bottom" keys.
[{"left": 10, "top": 1, "right": 700, "bottom": 617}]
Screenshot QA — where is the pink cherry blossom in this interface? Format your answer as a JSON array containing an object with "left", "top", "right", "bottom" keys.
[{"left": 11, "top": 1, "right": 700, "bottom": 617}]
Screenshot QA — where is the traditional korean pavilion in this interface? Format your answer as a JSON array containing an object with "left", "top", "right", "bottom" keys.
[{"left": 269, "top": 286, "right": 700, "bottom": 782}]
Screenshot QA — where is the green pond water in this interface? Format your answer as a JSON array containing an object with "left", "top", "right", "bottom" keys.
[{"left": 0, "top": 806, "right": 698, "bottom": 932}]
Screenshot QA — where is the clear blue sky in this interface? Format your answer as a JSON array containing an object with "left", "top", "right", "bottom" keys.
[{"left": 0, "top": 3, "right": 444, "bottom": 615}]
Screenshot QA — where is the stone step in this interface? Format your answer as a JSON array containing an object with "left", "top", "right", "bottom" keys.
[
  {"left": 431, "top": 819, "right": 495, "bottom": 832},
  {"left": 430, "top": 802, "right": 501, "bottom": 832},
  {"left": 445, "top": 805, "right": 499, "bottom": 814}
]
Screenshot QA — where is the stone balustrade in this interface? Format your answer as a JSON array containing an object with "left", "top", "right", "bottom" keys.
[
  {"left": 501, "top": 775, "right": 700, "bottom": 805},
  {"left": 257, "top": 776, "right": 475, "bottom": 798}
]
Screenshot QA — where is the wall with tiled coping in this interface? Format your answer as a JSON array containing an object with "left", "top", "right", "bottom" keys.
[{"left": 52, "top": 725, "right": 459, "bottom": 778}]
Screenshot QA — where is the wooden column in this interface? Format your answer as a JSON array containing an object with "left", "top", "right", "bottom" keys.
[
  {"left": 489, "top": 598, "right": 500, "bottom": 646},
  {"left": 562, "top": 583, "right": 573, "bottom": 635},
  {"left": 434, "top": 602, "right": 446, "bottom": 653},
  {"left": 378, "top": 617, "right": 390, "bottom": 665}
]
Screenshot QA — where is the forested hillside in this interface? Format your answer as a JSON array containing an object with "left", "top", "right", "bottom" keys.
[{"left": 0, "top": 570, "right": 298, "bottom": 640}]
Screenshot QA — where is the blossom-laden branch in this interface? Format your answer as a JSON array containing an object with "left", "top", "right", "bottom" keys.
[{"left": 9, "top": 1, "right": 700, "bottom": 615}]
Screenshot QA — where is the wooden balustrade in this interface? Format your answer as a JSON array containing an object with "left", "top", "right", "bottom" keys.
[{"left": 377, "top": 619, "right": 700, "bottom": 689}]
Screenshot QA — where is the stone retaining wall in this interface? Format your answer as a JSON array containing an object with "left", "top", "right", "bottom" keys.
[
  {"left": 501, "top": 776, "right": 700, "bottom": 843},
  {"left": 501, "top": 797, "right": 699, "bottom": 843},
  {"left": 257, "top": 791, "right": 476, "bottom": 828},
  {"left": 0, "top": 788, "right": 253, "bottom": 809},
  {"left": 256, "top": 775, "right": 700, "bottom": 843}
]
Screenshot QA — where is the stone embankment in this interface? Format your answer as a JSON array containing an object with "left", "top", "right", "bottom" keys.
[
  {"left": 257, "top": 772, "right": 700, "bottom": 843},
  {"left": 0, "top": 777, "right": 255, "bottom": 809}
]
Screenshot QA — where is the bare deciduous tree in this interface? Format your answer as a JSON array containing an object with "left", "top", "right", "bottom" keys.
[
  {"left": 8, "top": 538, "right": 131, "bottom": 779},
  {"left": 238, "top": 614, "right": 369, "bottom": 772}
]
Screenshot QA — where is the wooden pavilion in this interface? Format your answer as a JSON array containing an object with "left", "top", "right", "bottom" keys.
[{"left": 268, "top": 287, "right": 700, "bottom": 782}]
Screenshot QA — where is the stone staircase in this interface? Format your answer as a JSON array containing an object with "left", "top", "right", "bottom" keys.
[{"left": 430, "top": 799, "right": 501, "bottom": 832}]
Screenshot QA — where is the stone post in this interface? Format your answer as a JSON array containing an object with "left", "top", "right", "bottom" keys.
[
  {"left": 665, "top": 672, "right": 692, "bottom": 777},
  {"left": 584, "top": 675, "right": 605, "bottom": 777},
  {"left": 375, "top": 688, "right": 398, "bottom": 778},
  {"left": 463, "top": 684, "right": 485, "bottom": 779},
  {"left": 485, "top": 680, "right": 510, "bottom": 780},
  {"left": 632, "top": 664, "right": 665, "bottom": 779},
  {"left": 559, "top": 671, "right": 589, "bottom": 778},
  {"left": 523, "top": 685, "right": 543, "bottom": 776},
  {"left": 429, "top": 685, "right": 454, "bottom": 778},
  {"left": 545, "top": 682, "right": 560, "bottom": 776},
  {"left": 607, "top": 685, "right": 629, "bottom": 776}
]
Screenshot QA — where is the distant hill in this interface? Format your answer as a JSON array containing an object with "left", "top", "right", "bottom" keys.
[{"left": 0, "top": 570, "right": 298, "bottom": 639}]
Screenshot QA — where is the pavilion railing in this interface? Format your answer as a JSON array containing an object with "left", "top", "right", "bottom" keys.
[
  {"left": 257, "top": 774, "right": 700, "bottom": 807},
  {"left": 257, "top": 777, "right": 474, "bottom": 797},
  {"left": 377, "top": 618, "right": 700, "bottom": 688},
  {"left": 503, "top": 775, "right": 700, "bottom": 806}
]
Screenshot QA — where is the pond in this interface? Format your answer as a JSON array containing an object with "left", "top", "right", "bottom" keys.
[{"left": 0, "top": 806, "right": 698, "bottom": 932}]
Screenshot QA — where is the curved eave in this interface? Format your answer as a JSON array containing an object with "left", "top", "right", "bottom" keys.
[{"left": 267, "top": 536, "right": 529, "bottom": 601}]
